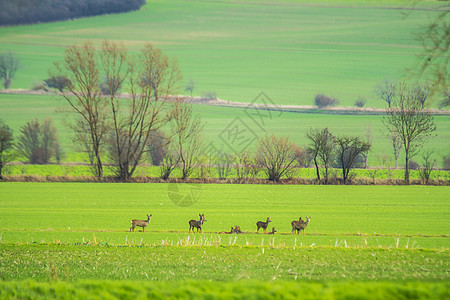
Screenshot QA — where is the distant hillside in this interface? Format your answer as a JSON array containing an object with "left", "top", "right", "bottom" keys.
[{"left": 0, "top": 0, "right": 145, "bottom": 26}]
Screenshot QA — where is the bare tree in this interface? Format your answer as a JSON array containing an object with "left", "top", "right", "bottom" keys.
[
  {"left": 375, "top": 79, "right": 397, "bottom": 108},
  {"left": 413, "top": 5, "right": 449, "bottom": 98},
  {"left": 0, "top": 120, "right": 14, "bottom": 179},
  {"left": 148, "top": 130, "right": 168, "bottom": 166},
  {"left": 185, "top": 79, "right": 195, "bottom": 97},
  {"left": 335, "top": 135, "right": 371, "bottom": 184},
  {"left": 54, "top": 40, "right": 181, "bottom": 181},
  {"left": 383, "top": 82, "right": 436, "bottom": 184},
  {"left": 233, "top": 150, "right": 253, "bottom": 180},
  {"left": 106, "top": 41, "right": 182, "bottom": 181},
  {"left": 419, "top": 151, "right": 436, "bottom": 185},
  {"left": 169, "top": 98, "right": 204, "bottom": 180},
  {"left": 412, "top": 82, "right": 430, "bottom": 109},
  {"left": 53, "top": 41, "right": 108, "bottom": 179},
  {"left": 160, "top": 141, "right": 179, "bottom": 180},
  {"left": 388, "top": 132, "right": 403, "bottom": 169},
  {"left": 215, "top": 152, "right": 233, "bottom": 180},
  {"left": 363, "top": 126, "right": 373, "bottom": 169},
  {"left": 255, "top": 134, "right": 299, "bottom": 182},
  {"left": 306, "top": 128, "right": 335, "bottom": 184},
  {"left": 0, "top": 51, "right": 20, "bottom": 89}
]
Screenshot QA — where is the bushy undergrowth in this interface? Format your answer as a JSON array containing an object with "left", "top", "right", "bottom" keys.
[{"left": 2, "top": 164, "right": 449, "bottom": 184}]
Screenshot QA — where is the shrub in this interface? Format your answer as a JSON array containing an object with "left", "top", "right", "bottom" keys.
[
  {"left": 45, "top": 76, "right": 71, "bottom": 92},
  {"left": 408, "top": 159, "right": 420, "bottom": 170},
  {"left": 202, "top": 91, "right": 217, "bottom": 102},
  {"left": 16, "top": 119, "right": 61, "bottom": 164},
  {"left": 354, "top": 96, "right": 366, "bottom": 108},
  {"left": 31, "top": 81, "right": 49, "bottom": 92},
  {"left": 314, "top": 94, "right": 337, "bottom": 108}
]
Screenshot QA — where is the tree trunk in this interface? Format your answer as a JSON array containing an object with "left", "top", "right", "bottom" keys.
[
  {"left": 405, "top": 149, "right": 410, "bottom": 184},
  {"left": 96, "top": 153, "right": 103, "bottom": 180},
  {"left": 313, "top": 154, "right": 320, "bottom": 181}
]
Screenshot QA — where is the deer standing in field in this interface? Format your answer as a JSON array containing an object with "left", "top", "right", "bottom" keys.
[
  {"left": 256, "top": 217, "right": 271, "bottom": 233},
  {"left": 189, "top": 214, "right": 207, "bottom": 233},
  {"left": 265, "top": 227, "right": 277, "bottom": 235},
  {"left": 219, "top": 227, "right": 235, "bottom": 234},
  {"left": 291, "top": 216, "right": 311, "bottom": 235},
  {"left": 130, "top": 214, "right": 152, "bottom": 232},
  {"left": 291, "top": 217, "right": 304, "bottom": 234}
]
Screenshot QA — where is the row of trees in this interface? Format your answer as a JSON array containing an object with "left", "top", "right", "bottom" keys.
[
  {"left": 0, "top": 0, "right": 145, "bottom": 26},
  {"left": 0, "top": 40, "right": 441, "bottom": 184}
]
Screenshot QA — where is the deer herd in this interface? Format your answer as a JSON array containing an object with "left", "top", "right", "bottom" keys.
[{"left": 130, "top": 213, "right": 311, "bottom": 235}]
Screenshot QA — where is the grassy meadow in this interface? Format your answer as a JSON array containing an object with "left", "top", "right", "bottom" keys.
[
  {"left": 1, "top": 93, "right": 449, "bottom": 167},
  {"left": 1, "top": 182, "right": 449, "bottom": 297},
  {"left": 0, "top": 0, "right": 446, "bottom": 107},
  {"left": 1, "top": 183, "right": 448, "bottom": 244}
]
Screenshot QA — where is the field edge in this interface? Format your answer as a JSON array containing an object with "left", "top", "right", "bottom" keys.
[{"left": 0, "top": 279, "right": 448, "bottom": 299}]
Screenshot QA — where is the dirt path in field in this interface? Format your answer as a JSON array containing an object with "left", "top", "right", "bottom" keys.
[{"left": 2, "top": 89, "right": 450, "bottom": 116}]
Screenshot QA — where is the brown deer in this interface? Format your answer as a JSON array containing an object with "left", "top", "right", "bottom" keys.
[
  {"left": 265, "top": 227, "right": 277, "bottom": 235},
  {"left": 189, "top": 214, "right": 206, "bottom": 233},
  {"left": 234, "top": 225, "right": 244, "bottom": 234},
  {"left": 219, "top": 227, "right": 235, "bottom": 234},
  {"left": 292, "top": 217, "right": 311, "bottom": 235},
  {"left": 130, "top": 214, "right": 152, "bottom": 232},
  {"left": 256, "top": 217, "right": 271, "bottom": 233},
  {"left": 291, "top": 217, "right": 305, "bottom": 234}
]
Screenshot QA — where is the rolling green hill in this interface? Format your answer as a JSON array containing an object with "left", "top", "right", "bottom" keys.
[{"left": 0, "top": 0, "right": 445, "bottom": 107}]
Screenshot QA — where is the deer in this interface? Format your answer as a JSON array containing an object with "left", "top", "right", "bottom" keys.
[
  {"left": 219, "top": 227, "right": 235, "bottom": 234},
  {"left": 291, "top": 217, "right": 311, "bottom": 235},
  {"left": 130, "top": 214, "right": 152, "bottom": 232},
  {"left": 189, "top": 213, "right": 206, "bottom": 233},
  {"left": 256, "top": 217, "right": 271, "bottom": 233},
  {"left": 234, "top": 225, "right": 244, "bottom": 234},
  {"left": 265, "top": 227, "right": 277, "bottom": 235},
  {"left": 291, "top": 217, "right": 305, "bottom": 234}
]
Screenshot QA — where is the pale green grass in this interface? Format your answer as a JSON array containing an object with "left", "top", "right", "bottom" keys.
[
  {"left": 0, "top": 0, "right": 444, "bottom": 107},
  {"left": 1, "top": 94, "right": 449, "bottom": 166}
]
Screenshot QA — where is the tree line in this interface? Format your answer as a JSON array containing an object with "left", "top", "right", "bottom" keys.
[
  {"left": 0, "top": 40, "right": 444, "bottom": 184},
  {"left": 0, "top": 0, "right": 145, "bottom": 26}
]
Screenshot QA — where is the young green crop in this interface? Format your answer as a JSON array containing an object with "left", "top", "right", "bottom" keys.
[
  {"left": 0, "top": 244, "right": 448, "bottom": 282},
  {"left": 0, "top": 183, "right": 448, "bottom": 248},
  {"left": 0, "top": 0, "right": 442, "bottom": 107}
]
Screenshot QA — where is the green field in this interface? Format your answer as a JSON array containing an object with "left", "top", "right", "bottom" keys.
[
  {"left": 1, "top": 93, "right": 449, "bottom": 167},
  {"left": 0, "top": 0, "right": 445, "bottom": 107},
  {"left": 1, "top": 183, "right": 448, "bottom": 297},
  {"left": 1, "top": 183, "right": 448, "bottom": 244}
]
